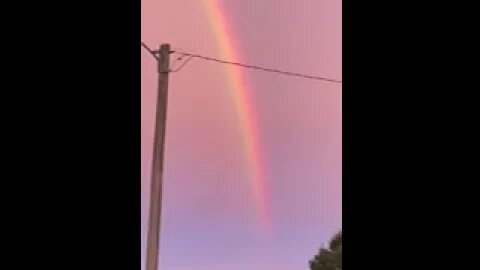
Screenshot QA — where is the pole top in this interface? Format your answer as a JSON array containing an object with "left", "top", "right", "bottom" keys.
[
  {"left": 157, "top": 44, "right": 171, "bottom": 73},
  {"left": 160, "top": 43, "right": 171, "bottom": 51}
]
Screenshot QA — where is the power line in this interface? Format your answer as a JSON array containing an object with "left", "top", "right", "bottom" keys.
[
  {"left": 170, "top": 55, "right": 195, "bottom": 72},
  {"left": 141, "top": 42, "right": 342, "bottom": 83},
  {"left": 173, "top": 50, "right": 342, "bottom": 83},
  {"left": 141, "top": 42, "right": 159, "bottom": 61}
]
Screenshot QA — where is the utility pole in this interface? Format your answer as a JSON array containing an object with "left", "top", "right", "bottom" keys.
[{"left": 146, "top": 43, "right": 170, "bottom": 270}]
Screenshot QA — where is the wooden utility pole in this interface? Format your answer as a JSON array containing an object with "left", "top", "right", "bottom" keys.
[{"left": 146, "top": 43, "right": 170, "bottom": 270}]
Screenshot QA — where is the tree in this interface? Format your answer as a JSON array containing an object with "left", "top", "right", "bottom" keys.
[{"left": 309, "top": 230, "right": 342, "bottom": 270}]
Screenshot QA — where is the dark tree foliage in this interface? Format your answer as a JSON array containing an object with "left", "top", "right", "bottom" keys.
[{"left": 309, "top": 230, "right": 342, "bottom": 270}]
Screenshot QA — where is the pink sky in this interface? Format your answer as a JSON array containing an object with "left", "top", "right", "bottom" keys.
[{"left": 141, "top": 1, "right": 341, "bottom": 269}]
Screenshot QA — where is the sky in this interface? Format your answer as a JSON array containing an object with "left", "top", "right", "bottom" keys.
[{"left": 141, "top": 1, "right": 342, "bottom": 270}]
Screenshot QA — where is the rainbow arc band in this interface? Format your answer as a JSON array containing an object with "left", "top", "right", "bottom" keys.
[{"left": 202, "top": 0, "right": 270, "bottom": 230}]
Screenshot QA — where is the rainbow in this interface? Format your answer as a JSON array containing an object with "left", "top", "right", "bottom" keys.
[{"left": 202, "top": 0, "right": 270, "bottom": 229}]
